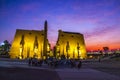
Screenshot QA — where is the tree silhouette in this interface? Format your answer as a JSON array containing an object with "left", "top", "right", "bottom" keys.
[{"left": 0, "top": 40, "right": 11, "bottom": 55}]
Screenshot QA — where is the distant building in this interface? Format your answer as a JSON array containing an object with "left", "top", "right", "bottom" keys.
[
  {"left": 9, "top": 21, "right": 50, "bottom": 59},
  {"left": 55, "top": 30, "right": 87, "bottom": 59}
]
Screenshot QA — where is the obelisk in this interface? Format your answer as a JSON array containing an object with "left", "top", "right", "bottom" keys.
[{"left": 43, "top": 20, "right": 48, "bottom": 59}]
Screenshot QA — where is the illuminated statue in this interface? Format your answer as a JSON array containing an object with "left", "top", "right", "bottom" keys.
[
  {"left": 19, "top": 35, "right": 24, "bottom": 59},
  {"left": 56, "top": 30, "right": 87, "bottom": 59},
  {"left": 77, "top": 43, "right": 80, "bottom": 59},
  {"left": 34, "top": 36, "right": 38, "bottom": 58},
  {"left": 10, "top": 21, "right": 87, "bottom": 59},
  {"left": 66, "top": 41, "right": 70, "bottom": 59},
  {"left": 10, "top": 21, "right": 50, "bottom": 59}
]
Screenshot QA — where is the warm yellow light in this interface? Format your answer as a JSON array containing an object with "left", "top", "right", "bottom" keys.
[
  {"left": 19, "top": 47, "right": 22, "bottom": 55},
  {"left": 49, "top": 51, "right": 53, "bottom": 56},
  {"left": 47, "top": 46, "right": 50, "bottom": 51},
  {"left": 79, "top": 50, "right": 81, "bottom": 54},
  {"left": 59, "top": 57, "right": 61, "bottom": 59},
  {"left": 75, "top": 49, "right": 77, "bottom": 53},
  {"left": 43, "top": 56, "right": 46, "bottom": 59},
  {"left": 19, "top": 56, "right": 22, "bottom": 59},
  {"left": 34, "top": 47, "right": 38, "bottom": 54}
]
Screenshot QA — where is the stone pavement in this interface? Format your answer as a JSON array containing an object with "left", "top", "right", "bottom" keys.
[
  {"left": 55, "top": 68, "right": 120, "bottom": 80},
  {"left": 0, "top": 60, "right": 120, "bottom": 80},
  {"left": 0, "top": 67, "right": 61, "bottom": 80}
]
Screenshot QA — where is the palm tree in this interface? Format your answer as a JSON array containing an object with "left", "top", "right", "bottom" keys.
[{"left": 1, "top": 40, "right": 11, "bottom": 55}]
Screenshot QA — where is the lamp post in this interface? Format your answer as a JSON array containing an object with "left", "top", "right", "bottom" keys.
[{"left": 77, "top": 43, "right": 80, "bottom": 59}]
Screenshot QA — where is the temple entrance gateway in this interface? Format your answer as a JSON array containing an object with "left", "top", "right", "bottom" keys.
[{"left": 9, "top": 21, "right": 87, "bottom": 59}]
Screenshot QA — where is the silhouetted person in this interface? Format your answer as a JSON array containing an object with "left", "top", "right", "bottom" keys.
[
  {"left": 70, "top": 59, "right": 75, "bottom": 68},
  {"left": 28, "top": 58, "right": 32, "bottom": 66},
  {"left": 38, "top": 59, "right": 43, "bottom": 66},
  {"left": 98, "top": 57, "right": 101, "bottom": 62},
  {"left": 77, "top": 60, "right": 82, "bottom": 69}
]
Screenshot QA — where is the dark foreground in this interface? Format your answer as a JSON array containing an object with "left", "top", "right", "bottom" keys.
[
  {"left": 0, "top": 57, "right": 120, "bottom": 80},
  {"left": 0, "top": 67, "right": 61, "bottom": 80}
]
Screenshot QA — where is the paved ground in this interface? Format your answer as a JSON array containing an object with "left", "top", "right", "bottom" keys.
[
  {"left": 0, "top": 67, "right": 61, "bottom": 80},
  {"left": 85, "top": 60, "right": 120, "bottom": 77},
  {"left": 56, "top": 68, "right": 120, "bottom": 80},
  {"left": 0, "top": 58, "right": 120, "bottom": 80}
]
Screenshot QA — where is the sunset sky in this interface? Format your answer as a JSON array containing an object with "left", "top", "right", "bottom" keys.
[{"left": 0, "top": 0, "right": 120, "bottom": 50}]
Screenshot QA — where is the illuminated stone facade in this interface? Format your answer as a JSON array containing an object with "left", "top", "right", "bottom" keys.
[
  {"left": 56, "top": 30, "right": 87, "bottom": 59},
  {"left": 10, "top": 21, "right": 87, "bottom": 59},
  {"left": 10, "top": 21, "right": 49, "bottom": 59}
]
